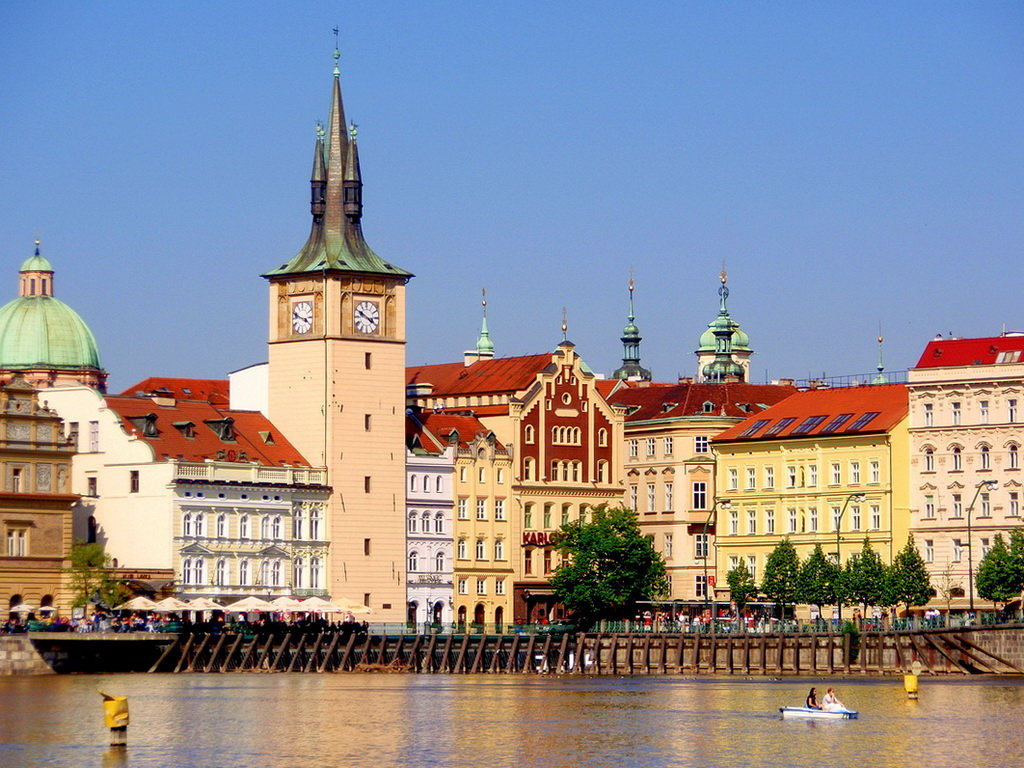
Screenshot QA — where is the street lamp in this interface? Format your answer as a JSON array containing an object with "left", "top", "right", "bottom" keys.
[
  {"left": 701, "top": 499, "right": 731, "bottom": 614},
  {"left": 835, "top": 493, "right": 866, "bottom": 623},
  {"left": 967, "top": 479, "right": 999, "bottom": 614}
]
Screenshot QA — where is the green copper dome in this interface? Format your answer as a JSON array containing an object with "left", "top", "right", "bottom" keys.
[
  {"left": 0, "top": 295, "right": 103, "bottom": 371},
  {"left": 20, "top": 253, "right": 53, "bottom": 272}
]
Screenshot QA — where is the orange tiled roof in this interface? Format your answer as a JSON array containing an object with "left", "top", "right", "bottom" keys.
[
  {"left": 408, "top": 411, "right": 506, "bottom": 452},
  {"left": 609, "top": 382, "right": 796, "bottom": 422},
  {"left": 104, "top": 395, "right": 311, "bottom": 467},
  {"left": 406, "top": 354, "right": 552, "bottom": 397},
  {"left": 714, "top": 384, "right": 908, "bottom": 443},
  {"left": 120, "top": 377, "right": 230, "bottom": 405},
  {"left": 914, "top": 335, "right": 1024, "bottom": 369}
]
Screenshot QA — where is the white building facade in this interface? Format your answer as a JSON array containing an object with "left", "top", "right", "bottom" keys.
[{"left": 405, "top": 438, "right": 454, "bottom": 626}]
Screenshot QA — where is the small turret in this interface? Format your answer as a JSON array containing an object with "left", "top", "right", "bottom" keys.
[
  {"left": 310, "top": 124, "right": 327, "bottom": 220},
  {"left": 343, "top": 123, "right": 363, "bottom": 220},
  {"left": 464, "top": 289, "right": 495, "bottom": 366},
  {"left": 612, "top": 275, "right": 651, "bottom": 381}
]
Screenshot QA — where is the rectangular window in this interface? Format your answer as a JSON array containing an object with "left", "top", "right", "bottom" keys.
[
  {"left": 923, "top": 403, "right": 933, "bottom": 427},
  {"left": 6, "top": 528, "right": 27, "bottom": 557},
  {"left": 952, "top": 539, "right": 963, "bottom": 562},
  {"left": 764, "top": 417, "right": 795, "bottom": 437},
  {"left": 870, "top": 461, "right": 880, "bottom": 484},
  {"left": 647, "top": 484, "right": 656, "bottom": 513},
  {"left": 364, "top": 414, "right": 372, "bottom": 431},
  {"left": 129, "top": 470, "right": 139, "bottom": 493},
  {"left": 746, "top": 468, "right": 756, "bottom": 490},
  {"left": 728, "top": 468, "right": 738, "bottom": 491},
  {"left": 692, "top": 482, "right": 707, "bottom": 510},
  {"left": 739, "top": 419, "right": 770, "bottom": 438},
  {"left": 952, "top": 494, "right": 963, "bottom": 518},
  {"left": 747, "top": 555, "right": 757, "bottom": 581},
  {"left": 747, "top": 509, "right": 757, "bottom": 535},
  {"left": 791, "top": 415, "right": 827, "bottom": 435},
  {"left": 980, "top": 493, "right": 991, "bottom": 518},
  {"left": 646, "top": 438, "right": 656, "bottom": 457},
  {"left": 68, "top": 422, "right": 79, "bottom": 450},
  {"left": 363, "top": 538, "right": 371, "bottom": 556},
  {"left": 458, "top": 578, "right": 468, "bottom": 595},
  {"left": 1010, "top": 492, "right": 1020, "bottom": 518},
  {"left": 629, "top": 486, "right": 638, "bottom": 511},
  {"left": 765, "top": 509, "right": 775, "bottom": 534},
  {"left": 951, "top": 402, "right": 961, "bottom": 426},
  {"left": 693, "top": 435, "right": 708, "bottom": 453},
  {"left": 849, "top": 411, "right": 881, "bottom": 431},
  {"left": 364, "top": 352, "right": 372, "bottom": 369},
  {"left": 87, "top": 476, "right": 98, "bottom": 497},
  {"left": 851, "top": 505, "right": 861, "bottom": 531},
  {"left": 89, "top": 421, "right": 100, "bottom": 452},
  {"left": 831, "top": 463, "right": 841, "bottom": 485},
  {"left": 495, "top": 499, "right": 505, "bottom": 521},
  {"left": 628, "top": 440, "right": 638, "bottom": 458},
  {"left": 364, "top": 476, "right": 371, "bottom": 493},
  {"left": 476, "top": 498, "right": 487, "bottom": 520},
  {"left": 787, "top": 466, "right": 797, "bottom": 488},
  {"left": 496, "top": 578, "right": 506, "bottom": 595},
  {"left": 543, "top": 505, "right": 552, "bottom": 529},
  {"left": 979, "top": 400, "right": 989, "bottom": 424},
  {"left": 924, "top": 495, "right": 935, "bottom": 518},
  {"left": 808, "top": 464, "right": 818, "bottom": 487},
  {"left": 458, "top": 498, "right": 469, "bottom": 520},
  {"left": 820, "top": 413, "right": 853, "bottom": 434},
  {"left": 695, "top": 533, "right": 709, "bottom": 559},
  {"left": 729, "top": 510, "right": 739, "bottom": 535},
  {"left": 850, "top": 462, "right": 861, "bottom": 484},
  {"left": 981, "top": 538, "right": 992, "bottom": 556},
  {"left": 1010, "top": 399, "right": 1018, "bottom": 423},
  {"left": 924, "top": 539, "right": 934, "bottom": 563},
  {"left": 871, "top": 505, "right": 881, "bottom": 530},
  {"left": 809, "top": 507, "right": 819, "bottom": 532},
  {"left": 664, "top": 482, "right": 673, "bottom": 512},
  {"left": 764, "top": 466, "right": 775, "bottom": 488},
  {"left": 664, "top": 533, "right": 673, "bottom": 559},
  {"left": 664, "top": 436, "right": 675, "bottom": 455},
  {"left": 695, "top": 574, "right": 708, "bottom": 598},
  {"left": 788, "top": 508, "right": 797, "bottom": 533},
  {"left": 476, "top": 539, "right": 486, "bottom": 560},
  {"left": 832, "top": 505, "right": 842, "bottom": 533}
]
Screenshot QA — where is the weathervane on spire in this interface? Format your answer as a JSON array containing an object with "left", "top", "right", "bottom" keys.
[
  {"left": 481, "top": 287, "right": 488, "bottom": 314},
  {"left": 561, "top": 307, "right": 568, "bottom": 341},
  {"left": 348, "top": 122, "right": 358, "bottom": 140},
  {"left": 332, "top": 26, "right": 341, "bottom": 76}
]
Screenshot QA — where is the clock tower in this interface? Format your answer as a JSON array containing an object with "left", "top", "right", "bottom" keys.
[{"left": 263, "top": 50, "right": 413, "bottom": 620}]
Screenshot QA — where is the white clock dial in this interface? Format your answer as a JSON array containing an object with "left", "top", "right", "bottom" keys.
[
  {"left": 354, "top": 300, "right": 380, "bottom": 334},
  {"left": 292, "top": 301, "right": 313, "bottom": 334}
]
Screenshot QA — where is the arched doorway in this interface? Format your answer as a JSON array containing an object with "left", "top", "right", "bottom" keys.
[
  {"left": 457, "top": 605, "right": 467, "bottom": 626},
  {"left": 40, "top": 595, "right": 54, "bottom": 615},
  {"left": 474, "top": 603, "right": 485, "bottom": 625},
  {"left": 8, "top": 594, "right": 23, "bottom": 621},
  {"left": 407, "top": 601, "right": 418, "bottom": 626},
  {"left": 494, "top": 605, "right": 504, "bottom": 630},
  {"left": 432, "top": 601, "right": 444, "bottom": 624}
]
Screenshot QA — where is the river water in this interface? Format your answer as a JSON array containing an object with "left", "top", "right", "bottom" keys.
[{"left": 1, "top": 674, "right": 1021, "bottom": 768}]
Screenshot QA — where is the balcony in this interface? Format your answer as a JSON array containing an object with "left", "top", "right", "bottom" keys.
[{"left": 173, "top": 461, "right": 327, "bottom": 487}]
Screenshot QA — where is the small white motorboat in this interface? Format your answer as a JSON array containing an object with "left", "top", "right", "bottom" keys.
[{"left": 779, "top": 706, "right": 858, "bottom": 720}]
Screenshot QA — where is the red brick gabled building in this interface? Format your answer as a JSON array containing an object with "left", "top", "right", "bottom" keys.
[{"left": 408, "top": 340, "right": 625, "bottom": 624}]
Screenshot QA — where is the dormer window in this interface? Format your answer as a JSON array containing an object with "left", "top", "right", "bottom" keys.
[
  {"left": 129, "top": 413, "right": 159, "bottom": 438},
  {"left": 173, "top": 421, "right": 196, "bottom": 439},
  {"left": 205, "top": 418, "right": 236, "bottom": 442},
  {"left": 702, "top": 401, "right": 715, "bottom": 413}
]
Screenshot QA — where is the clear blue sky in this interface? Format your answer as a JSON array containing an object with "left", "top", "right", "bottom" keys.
[{"left": 3, "top": 2, "right": 1022, "bottom": 391}]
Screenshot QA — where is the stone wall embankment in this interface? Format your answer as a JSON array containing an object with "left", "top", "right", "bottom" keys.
[{"left": 0, "top": 636, "right": 55, "bottom": 676}]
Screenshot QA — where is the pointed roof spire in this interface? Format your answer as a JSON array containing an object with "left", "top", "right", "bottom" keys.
[
  {"left": 476, "top": 288, "right": 494, "bottom": 355},
  {"left": 343, "top": 122, "right": 363, "bottom": 220},
  {"left": 613, "top": 270, "right": 651, "bottom": 381},
  {"left": 872, "top": 325, "right": 889, "bottom": 384}
]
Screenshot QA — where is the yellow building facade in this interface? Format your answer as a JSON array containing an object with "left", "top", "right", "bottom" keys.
[{"left": 713, "top": 384, "right": 910, "bottom": 608}]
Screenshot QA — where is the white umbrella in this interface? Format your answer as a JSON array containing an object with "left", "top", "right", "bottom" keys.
[
  {"left": 152, "top": 597, "right": 192, "bottom": 613},
  {"left": 187, "top": 597, "right": 225, "bottom": 611},
  {"left": 295, "top": 596, "right": 341, "bottom": 613},
  {"left": 270, "top": 596, "right": 302, "bottom": 610},
  {"left": 115, "top": 596, "right": 159, "bottom": 611},
  {"left": 8, "top": 603, "right": 37, "bottom": 613},
  {"left": 331, "top": 596, "right": 373, "bottom": 615},
  {"left": 225, "top": 596, "right": 276, "bottom": 613}
]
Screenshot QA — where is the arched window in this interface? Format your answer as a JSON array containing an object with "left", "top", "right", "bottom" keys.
[
  {"left": 1010, "top": 444, "right": 1020, "bottom": 470},
  {"left": 924, "top": 448, "right": 935, "bottom": 472},
  {"left": 423, "top": 475, "right": 431, "bottom": 492},
  {"left": 239, "top": 515, "right": 250, "bottom": 539},
  {"left": 408, "top": 513, "right": 417, "bottom": 533},
  {"left": 524, "top": 425, "right": 535, "bottom": 444},
  {"left": 952, "top": 446, "right": 962, "bottom": 471},
  {"left": 408, "top": 551, "right": 419, "bottom": 572},
  {"left": 598, "top": 460, "right": 609, "bottom": 484},
  {"left": 194, "top": 558, "right": 206, "bottom": 585},
  {"left": 435, "top": 513, "right": 444, "bottom": 533},
  {"left": 87, "top": 515, "right": 97, "bottom": 544},
  {"left": 476, "top": 539, "right": 486, "bottom": 560},
  {"left": 272, "top": 516, "right": 281, "bottom": 539},
  {"left": 260, "top": 516, "right": 271, "bottom": 539},
  {"left": 422, "top": 511, "right": 430, "bottom": 531},
  {"left": 215, "top": 558, "right": 226, "bottom": 585},
  {"left": 216, "top": 514, "right": 227, "bottom": 538},
  {"left": 271, "top": 560, "right": 282, "bottom": 587},
  {"left": 309, "top": 508, "right": 322, "bottom": 539},
  {"left": 310, "top": 557, "right": 321, "bottom": 589},
  {"left": 435, "top": 476, "right": 443, "bottom": 493},
  {"left": 239, "top": 559, "right": 250, "bottom": 586},
  {"left": 183, "top": 513, "right": 193, "bottom": 537},
  {"left": 259, "top": 560, "right": 269, "bottom": 586},
  {"left": 495, "top": 539, "right": 505, "bottom": 560},
  {"left": 435, "top": 551, "right": 445, "bottom": 572},
  {"left": 182, "top": 558, "right": 194, "bottom": 584},
  {"left": 457, "top": 539, "right": 467, "bottom": 559},
  {"left": 598, "top": 428, "right": 608, "bottom": 447},
  {"left": 980, "top": 445, "right": 991, "bottom": 470},
  {"left": 410, "top": 475, "right": 418, "bottom": 492},
  {"left": 293, "top": 511, "right": 304, "bottom": 539},
  {"left": 293, "top": 557, "right": 304, "bottom": 588},
  {"left": 194, "top": 514, "right": 205, "bottom": 537},
  {"left": 524, "top": 457, "right": 536, "bottom": 481}
]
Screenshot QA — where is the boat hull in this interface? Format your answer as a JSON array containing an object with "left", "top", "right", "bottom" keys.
[{"left": 779, "top": 706, "right": 858, "bottom": 720}]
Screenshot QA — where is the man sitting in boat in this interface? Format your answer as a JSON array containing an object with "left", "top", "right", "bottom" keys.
[
  {"left": 805, "top": 688, "right": 822, "bottom": 710},
  {"left": 822, "top": 687, "right": 847, "bottom": 712}
]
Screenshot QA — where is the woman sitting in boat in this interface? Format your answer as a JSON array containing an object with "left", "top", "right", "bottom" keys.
[
  {"left": 805, "top": 688, "right": 821, "bottom": 709},
  {"left": 822, "top": 687, "right": 846, "bottom": 712}
]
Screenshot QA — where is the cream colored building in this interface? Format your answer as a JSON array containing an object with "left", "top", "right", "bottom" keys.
[
  {"left": 714, "top": 384, "right": 910, "bottom": 608},
  {"left": 908, "top": 334, "right": 1024, "bottom": 611}
]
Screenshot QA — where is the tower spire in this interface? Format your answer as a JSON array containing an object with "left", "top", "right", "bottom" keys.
[
  {"left": 476, "top": 288, "right": 495, "bottom": 356},
  {"left": 612, "top": 271, "right": 651, "bottom": 381},
  {"left": 872, "top": 325, "right": 889, "bottom": 384},
  {"left": 343, "top": 122, "right": 363, "bottom": 220}
]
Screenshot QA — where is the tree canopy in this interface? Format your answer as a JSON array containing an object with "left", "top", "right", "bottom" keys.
[
  {"left": 761, "top": 538, "right": 801, "bottom": 616},
  {"left": 796, "top": 543, "right": 842, "bottom": 612},
  {"left": 726, "top": 559, "right": 758, "bottom": 618},
  {"left": 887, "top": 534, "right": 932, "bottom": 612},
  {"left": 976, "top": 533, "right": 1021, "bottom": 606},
  {"left": 550, "top": 504, "right": 669, "bottom": 628},
  {"left": 845, "top": 538, "right": 887, "bottom": 613},
  {"left": 66, "top": 541, "right": 130, "bottom": 609}
]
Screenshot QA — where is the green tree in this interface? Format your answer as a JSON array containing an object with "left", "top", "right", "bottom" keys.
[
  {"left": 845, "top": 538, "right": 886, "bottom": 614},
  {"left": 550, "top": 505, "right": 669, "bottom": 628},
  {"left": 66, "top": 541, "right": 130, "bottom": 609},
  {"left": 888, "top": 534, "right": 932, "bottom": 614},
  {"left": 726, "top": 559, "right": 758, "bottom": 627},
  {"left": 796, "top": 543, "right": 842, "bottom": 615},
  {"left": 976, "top": 533, "right": 1019, "bottom": 607},
  {"left": 761, "top": 538, "right": 801, "bottom": 618},
  {"left": 1009, "top": 528, "right": 1024, "bottom": 610}
]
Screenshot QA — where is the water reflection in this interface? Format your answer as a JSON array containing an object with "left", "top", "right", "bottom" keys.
[{"left": 0, "top": 674, "right": 1021, "bottom": 768}]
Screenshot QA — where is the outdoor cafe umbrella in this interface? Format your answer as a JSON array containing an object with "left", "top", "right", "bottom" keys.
[
  {"left": 114, "top": 596, "right": 159, "bottom": 611},
  {"left": 331, "top": 597, "right": 373, "bottom": 615},
  {"left": 152, "top": 597, "right": 192, "bottom": 613},
  {"left": 187, "top": 597, "right": 225, "bottom": 611},
  {"left": 270, "top": 596, "right": 302, "bottom": 611},
  {"left": 294, "top": 596, "right": 340, "bottom": 613},
  {"left": 9, "top": 603, "right": 37, "bottom": 613},
  {"left": 225, "top": 596, "right": 276, "bottom": 613}
]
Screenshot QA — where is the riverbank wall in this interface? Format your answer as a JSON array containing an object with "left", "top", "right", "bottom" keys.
[{"left": 0, "top": 633, "right": 175, "bottom": 675}]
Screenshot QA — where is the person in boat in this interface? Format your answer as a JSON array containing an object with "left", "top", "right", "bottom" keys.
[
  {"left": 805, "top": 687, "right": 821, "bottom": 709},
  {"left": 822, "top": 687, "right": 846, "bottom": 712}
]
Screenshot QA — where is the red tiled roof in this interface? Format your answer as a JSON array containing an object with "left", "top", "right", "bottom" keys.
[
  {"left": 714, "top": 384, "right": 908, "bottom": 443},
  {"left": 120, "top": 377, "right": 230, "bottom": 405},
  {"left": 608, "top": 382, "right": 796, "bottom": 423},
  {"left": 406, "top": 354, "right": 552, "bottom": 396},
  {"left": 407, "top": 411, "right": 506, "bottom": 452},
  {"left": 104, "top": 395, "right": 311, "bottom": 466},
  {"left": 914, "top": 335, "right": 1024, "bottom": 369}
]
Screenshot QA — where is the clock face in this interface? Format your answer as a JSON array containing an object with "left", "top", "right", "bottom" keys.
[
  {"left": 291, "top": 301, "right": 313, "bottom": 334},
  {"left": 354, "top": 300, "right": 380, "bottom": 334}
]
